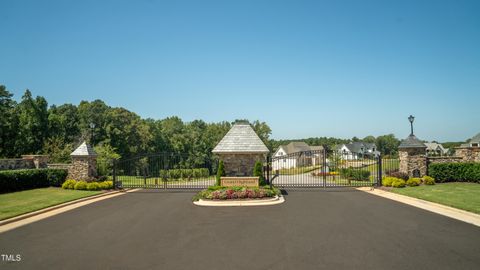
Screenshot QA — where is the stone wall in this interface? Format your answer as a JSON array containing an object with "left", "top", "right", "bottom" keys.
[
  {"left": 218, "top": 153, "right": 266, "bottom": 177},
  {"left": 0, "top": 159, "right": 34, "bottom": 170},
  {"left": 0, "top": 155, "right": 49, "bottom": 171},
  {"left": 427, "top": 156, "right": 464, "bottom": 165},
  {"left": 400, "top": 146, "right": 480, "bottom": 178},
  {"left": 455, "top": 147, "right": 480, "bottom": 162}
]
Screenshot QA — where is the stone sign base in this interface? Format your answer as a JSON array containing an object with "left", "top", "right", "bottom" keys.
[{"left": 221, "top": 177, "right": 259, "bottom": 187}]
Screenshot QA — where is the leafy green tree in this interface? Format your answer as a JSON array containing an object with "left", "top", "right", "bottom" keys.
[
  {"left": 103, "top": 108, "right": 152, "bottom": 158},
  {"left": 15, "top": 90, "right": 49, "bottom": 155},
  {"left": 363, "top": 135, "right": 376, "bottom": 144},
  {"left": 0, "top": 85, "right": 18, "bottom": 157},
  {"left": 48, "top": 104, "right": 80, "bottom": 144},
  {"left": 216, "top": 160, "right": 225, "bottom": 186},
  {"left": 42, "top": 136, "right": 73, "bottom": 163},
  {"left": 94, "top": 144, "right": 121, "bottom": 176},
  {"left": 375, "top": 134, "right": 400, "bottom": 157}
]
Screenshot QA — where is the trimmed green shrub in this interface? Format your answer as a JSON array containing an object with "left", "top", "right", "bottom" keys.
[
  {"left": 428, "top": 163, "right": 480, "bottom": 183},
  {"left": 253, "top": 161, "right": 266, "bottom": 186},
  {"left": 86, "top": 182, "right": 100, "bottom": 191},
  {"left": 406, "top": 178, "right": 421, "bottom": 187},
  {"left": 0, "top": 168, "right": 69, "bottom": 193},
  {"left": 340, "top": 168, "right": 370, "bottom": 181},
  {"left": 391, "top": 178, "right": 406, "bottom": 188},
  {"left": 422, "top": 176, "right": 435, "bottom": 185},
  {"left": 98, "top": 181, "right": 113, "bottom": 189},
  {"left": 382, "top": 177, "right": 399, "bottom": 187},
  {"left": 74, "top": 181, "right": 88, "bottom": 190},
  {"left": 46, "top": 169, "right": 69, "bottom": 187},
  {"left": 216, "top": 160, "right": 225, "bottom": 186},
  {"left": 62, "top": 179, "right": 77, "bottom": 189}
]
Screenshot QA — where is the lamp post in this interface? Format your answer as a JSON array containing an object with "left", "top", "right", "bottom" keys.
[
  {"left": 89, "top": 122, "right": 95, "bottom": 144},
  {"left": 408, "top": 115, "right": 415, "bottom": 136}
]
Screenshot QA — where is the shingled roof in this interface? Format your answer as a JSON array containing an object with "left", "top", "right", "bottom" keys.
[
  {"left": 212, "top": 124, "right": 270, "bottom": 154},
  {"left": 398, "top": 135, "right": 427, "bottom": 149},
  {"left": 71, "top": 141, "right": 97, "bottom": 157},
  {"left": 277, "top": 142, "right": 324, "bottom": 155}
]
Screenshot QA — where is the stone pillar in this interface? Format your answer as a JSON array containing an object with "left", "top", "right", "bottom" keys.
[
  {"left": 69, "top": 141, "right": 98, "bottom": 181},
  {"left": 218, "top": 153, "right": 266, "bottom": 177},
  {"left": 399, "top": 148, "right": 427, "bottom": 178},
  {"left": 398, "top": 134, "right": 427, "bottom": 178}
]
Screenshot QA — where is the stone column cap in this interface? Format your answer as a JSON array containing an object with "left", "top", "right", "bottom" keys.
[
  {"left": 71, "top": 141, "right": 97, "bottom": 157},
  {"left": 398, "top": 135, "right": 427, "bottom": 149}
]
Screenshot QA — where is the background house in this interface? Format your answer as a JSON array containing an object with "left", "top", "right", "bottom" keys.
[
  {"left": 272, "top": 142, "right": 324, "bottom": 170},
  {"left": 461, "top": 133, "right": 480, "bottom": 148},
  {"left": 425, "top": 142, "right": 448, "bottom": 156},
  {"left": 336, "top": 142, "right": 379, "bottom": 160}
]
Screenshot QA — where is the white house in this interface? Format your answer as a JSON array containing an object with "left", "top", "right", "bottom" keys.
[
  {"left": 272, "top": 142, "right": 324, "bottom": 170},
  {"left": 425, "top": 142, "right": 448, "bottom": 156},
  {"left": 336, "top": 142, "right": 379, "bottom": 160},
  {"left": 461, "top": 133, "right": 480, "bottom": 148}
]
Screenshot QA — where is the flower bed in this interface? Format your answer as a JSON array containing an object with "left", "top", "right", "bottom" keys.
[{"left": 193, "top": 186, "right": 281, "bottom": 201}]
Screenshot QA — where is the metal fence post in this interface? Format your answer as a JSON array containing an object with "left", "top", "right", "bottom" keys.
[
  {"left": 377, "top": 155, "right": 382, "bottom": 187},
  {"left": 266, "top": 155, "right": 271, "bottom": 185},
  {"left": 113, "top": 159, "right": 117, "bottom": 189},
  {"left": 322, "top": 147, "right": 327, "bottom": 188}
]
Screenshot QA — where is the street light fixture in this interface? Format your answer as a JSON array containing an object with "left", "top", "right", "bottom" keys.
[
  {"left": 89, "top": 123, "right": 95, "bottom": 144},
  {"left": 408, "top": 115, "right": 415, "bottom": 136}
]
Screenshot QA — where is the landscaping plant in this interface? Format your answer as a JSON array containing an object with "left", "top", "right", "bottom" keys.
[
  {"left": 428, "top": 163, "right": 480, "bottom": 183},
  {"left": 422, "top": 176, "right": 435, "bottom": 185},
  {"left": 406, "top": 178, "right": 421, "bottom": 187},
  {"left": 253, "top": 161, "right": 266, "bottom": 186},
  {"left": 216, "top": 160, "right": 225, "bottom": 186}
]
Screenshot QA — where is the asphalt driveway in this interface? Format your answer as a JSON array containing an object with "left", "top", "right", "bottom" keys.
[{"left": 1, "top": 189, "right": 479, "bottom": 270}]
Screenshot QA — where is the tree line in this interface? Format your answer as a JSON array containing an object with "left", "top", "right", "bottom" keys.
[{"left": 1, "top": 85, "right": 407, "bottom": 171}]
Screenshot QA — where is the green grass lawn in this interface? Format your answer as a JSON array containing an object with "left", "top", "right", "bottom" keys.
[
  {"left": 0, "top": 187, "right": 102, "bottom": 221},
  {"left": 391, "top": 183, "right": 480, "bottom": 214}
]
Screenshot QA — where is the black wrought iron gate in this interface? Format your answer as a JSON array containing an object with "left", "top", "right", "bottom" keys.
[
  {"left": 266, "top": 149, "right": 386, "bottom": 188},
  {"left": 112, "top": 153, "right": 215, "bottom": 189}
]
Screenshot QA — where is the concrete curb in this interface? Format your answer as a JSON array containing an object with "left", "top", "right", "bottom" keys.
[
  {"left": 357, "top": 187, "right": 480, "bottom": 227},
  {"left": 193, "top": 195, "right": 285, "bottom": 207},
  {"left": 0, "top": 189, "right": 139, "bottom": 234}
]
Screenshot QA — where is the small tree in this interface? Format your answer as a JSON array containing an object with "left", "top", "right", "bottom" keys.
[
  {"left": 216, "top": 160, "right": 225, "bottom": 186},
  {"left": 253, "top": 160, "right": 266, "bottom": 186}
]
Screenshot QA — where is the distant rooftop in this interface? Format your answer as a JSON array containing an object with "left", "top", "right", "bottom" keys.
[
  {"left": 212, "top": 124, "right": 269, "bottom": 154},
  {"left": 277, "top": 142, "right": 324, "bottom": 155},
  {"left": 71, "top": 141, "right": 97, "bottom": 157}
]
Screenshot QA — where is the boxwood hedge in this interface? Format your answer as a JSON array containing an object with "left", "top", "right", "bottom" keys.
[
  {"left": 0, "top": 168, "right": 68, "bottom": 193},
  {"left": 428, "top": 163, "right": 480, "bottom": 183}
]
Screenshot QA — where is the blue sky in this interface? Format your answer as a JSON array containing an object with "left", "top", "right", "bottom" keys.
[{"left": 1, "top": 0, "right": 479, "bottom": 142}]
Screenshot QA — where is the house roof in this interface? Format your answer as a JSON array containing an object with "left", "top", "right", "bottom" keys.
[
  {"left": 425, "top": 142, "right": 446, "bottom": 152},
  {"left": 339, "top": 142, "right": 376, "bottom": 153},
  {"left": 398, "top": 135, "right": 427, "bottom": 149},
  {"left": 277, "top": 142, "right": 323, "bottom": 155},
  {"left": 460, "top": 133, "right": 480, "bottom": 147},
  {"left": 212, "top": 124, "right": 269, "bottom": 153},
  {"left": 470, "top": 133, "right": 480, "bottom": 143},
  {"left": 70, "top": 141, "right": 97, "bottom": 157}
]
